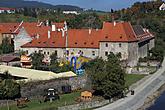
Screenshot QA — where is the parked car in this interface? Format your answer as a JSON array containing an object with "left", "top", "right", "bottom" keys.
[{"left": 44, "top": 88, "right": 60, "bottom": 102}]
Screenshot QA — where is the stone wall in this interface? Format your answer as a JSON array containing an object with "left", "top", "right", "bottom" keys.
[
  {"left": 58, "top": 100, "right": 109, "bottom": 110},
  {"left": 138, "top": 41, "right": 149, "bottom": 59},
  {"left": 149, "top": 38, "right": 155, "bottom": 50},
  {"left": 21, "top": 76, "right": 87, "bottom": 98},
  {"left": 99, "top": 42, "right": 129, "bottom": 60},
  {"left": 128, "top": 42, "right": 139, "bottom": 67}
]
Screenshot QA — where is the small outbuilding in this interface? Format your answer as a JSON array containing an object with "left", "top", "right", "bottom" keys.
[
  {"left": 0, "top": 55, "right": 20, "bottom": 66},
  {"left": 81, "top": 90, "right": 93, "bottom": 102},
  {"left": 20, "top": 55, "right": 32, "bottom": 68}
]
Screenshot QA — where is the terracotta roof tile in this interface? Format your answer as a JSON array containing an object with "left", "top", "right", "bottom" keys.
[{"left": 12, "top": 21, "right": 154, "bottom": 49}]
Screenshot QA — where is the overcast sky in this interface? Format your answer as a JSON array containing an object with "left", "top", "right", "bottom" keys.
[{"left": 34, "top": 0, "right": 152, "bottom": 11}]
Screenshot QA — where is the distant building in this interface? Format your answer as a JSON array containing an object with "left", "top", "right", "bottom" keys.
[
  {"left": 0, "top": 21, "right": 155, "bottom": 67},
  {"left": 159, "top": 3, "right": 165, "bottom": 10},
  {"left": 0, "top": 7, "right": 15, "bottom": 14},
  {"left": 17, "top": 21, "right": 154, "bottom": 67},
  {"left": 0, "top": 55, "right": 20, "bottom": 66},
  {"left": 63, "top": 11, "right": 80, "bottom": 15}
]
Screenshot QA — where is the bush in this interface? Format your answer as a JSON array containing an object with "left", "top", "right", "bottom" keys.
[{"left": 0, "top": 79, "right": 21, "bottom": 99}]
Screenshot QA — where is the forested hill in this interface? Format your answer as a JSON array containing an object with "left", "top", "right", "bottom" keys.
[{"left": 0, "top": 0, "right": 82, "bottom": 11}]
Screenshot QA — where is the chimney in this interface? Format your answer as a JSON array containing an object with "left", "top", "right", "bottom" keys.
[
  {"left": 36, "top": 34, "right": 40, "bottom": 39},
  {"left": 52, "top": 25, "right": 56, "bottom": 31},
  {"left": 46, "top": 20, "right": 49, "bottom": 26},
  {"left": 64, "top": 21, "right": 68, "bottom": 31},
  {"left": 61, "top": 28, "right": 65, "bottom": 37},
  {"left": 89, "top": 28, "right": 92, "bottom": 34},
  {"left": 113, "top": 21, "right": 116, "bottom": 26},
  {"left": 48, "top": 30, "right": 51, "bottom": 39}
]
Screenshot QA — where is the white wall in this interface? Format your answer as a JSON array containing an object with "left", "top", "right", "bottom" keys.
[
  {"left": 14, "top": 27, "right": 32, "bottom": 51},
  {"left": 99, "top": 42, "right": 129, "bottom": 60},
  {"left": 67, "top": 48, "right": 99, "bottom": 59}
]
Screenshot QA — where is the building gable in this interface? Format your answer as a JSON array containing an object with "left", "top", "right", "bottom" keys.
[{"left": 14, "top": 27, "right": 32, "bottom": 51}]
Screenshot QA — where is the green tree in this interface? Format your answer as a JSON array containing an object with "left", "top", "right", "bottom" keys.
[
  {"left": 85, "top": 53, "right": 125, "bottom": 99},
  {"left": 103, "top": 52, "right": 125, "bottom": 98},
  {"left": 0, "top": 71, "right": 21, "bottom": 99},
  {"left": 50, "top": 52, "right": 58, "bottom": 65},
  {"left": 0, "top": 37, "right": 14, "bottom": 54},
  {"left": 31, "top": 52, "right": 44, "bottom": 69}
]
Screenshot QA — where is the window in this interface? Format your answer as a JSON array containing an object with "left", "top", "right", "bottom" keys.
[
  {"left": 39, "top": 50, "right": 43, "bottom": 53},
  {"left": 92, "top": 51, "right": 95, "bottom": 56},
  {"left": 47, "top": 52, "right": 49, "bottom": 55},
  {"left": 105, "top": 51, "right": 108, "bottom": 56},
  {"left": 55, "top": 50, "right": 57, "bottom": 56},
  {"left": 35, "top": 51, "right": 37, "bottom": 53},
  {"left": 119, "top": 43, "right": 122, "bottom": 47},
  {"left": 105, "top": 43, "right": 108, "bottom": 47},
  {"left": 44, "top": 51, "right": 46, "bottom": 55}
]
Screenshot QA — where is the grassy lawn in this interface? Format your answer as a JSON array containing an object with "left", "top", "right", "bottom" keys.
[
  {"left": 0, "top": 92, "right": 80, "bottom": 110},
  {"left": 125, "top": 74, "right": 146, "bottom": 87}
]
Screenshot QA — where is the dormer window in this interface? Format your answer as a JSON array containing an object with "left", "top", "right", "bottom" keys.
[
  {"left": 75, "top": 42, "right": 77, "bottom": 45},
  {"left": 84, "top": 42, "right": 87, "bottom": 45},
  {"left": 52, "top": 42, "right": 55, "bottom": 44},
  {"left": 43, "top": 42, "right": 46, "bottom": 44},
  {"left": 38, "top": 42, "right": 41, "bottom": 44},
  {"left": 91, "top": 42, "right": 94, "bottom": 45},
  {"left": 120, "top": 36, "right": 122, "bottom": 39},
  {"left": 105, "top": 36, "right": 108, "bottom": 39}
]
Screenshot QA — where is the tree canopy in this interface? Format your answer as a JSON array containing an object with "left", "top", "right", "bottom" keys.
[
  {"left": 0, "top": 71, "right": 21, "bottom": 99},
  {"left": 31, "top": 52, "right": 44, "bottom": 69},
  {"left": 85, "top": 52, "right": 125, "bottom": 99},
  {"left": 0, "top": 37, "right": 14, "bottom": 54}
]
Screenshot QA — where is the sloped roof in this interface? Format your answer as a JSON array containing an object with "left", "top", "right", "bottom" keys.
[
  {"left": 0, "top": 7, "right": 15, "bottom": 10},
  {"left": 22, "top": 22, "right": 145, "bottom": 49},
  {"left": 0, "top": 22, "right": 64, "bottom": 35},
  {"left": 22, "top": 31, "right": 66, "bottom": 48},
  {"left": 0, "top": 23, "right": 19, "bottom": 34},
  {"left": 100, "top": 22, "right": 137, "bottom": 42},
  {"left": 0, "top": 65, "right": 77, "bottom": 82},
  {"left": 0, "top": 55, "right": 20, "bottom": 62},
  {"left": 133, "top": 25, "right": 145, "bottom": 36}
]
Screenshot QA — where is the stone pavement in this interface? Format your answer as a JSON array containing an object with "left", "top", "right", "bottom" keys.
[{"left": 96, "top": 58, "right": 165, "bottom": 110}]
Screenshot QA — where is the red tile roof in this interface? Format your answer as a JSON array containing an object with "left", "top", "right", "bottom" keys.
[
  {"left": 0, "top": 23, "right": 19, "bottom": 34},
  {"left": 0, "top": 7, "right": 15, "bottom": 11},
  {"left": 4, "top": 21, "right": 153, "bottom": 49},
  {"left": 0, "top": 22, "right": 64, "bottom": 36},
  {"left": 67, "top": 29, "right": 102, "bottom": 48},
  {"left": 22, "top": 31, "right": 66, "bottom": 48},
  {"left": 100, "top": 22, "right": 137, "bottom": 42}
]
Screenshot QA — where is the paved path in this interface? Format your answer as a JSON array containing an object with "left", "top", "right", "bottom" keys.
[{"left": 96, "top": 58, "right": 165, "bottom": 110}]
